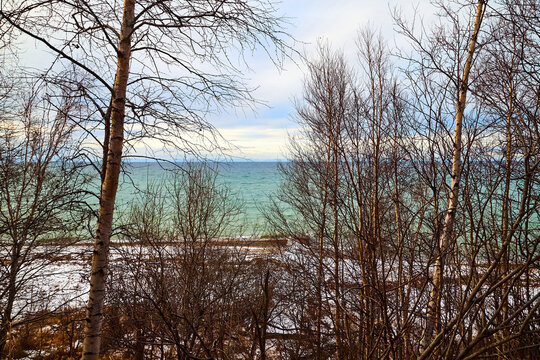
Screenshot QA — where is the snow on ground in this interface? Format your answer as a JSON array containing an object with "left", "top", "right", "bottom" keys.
[{"left": 10, "top": 239, "right": 287, "bottom": 314}]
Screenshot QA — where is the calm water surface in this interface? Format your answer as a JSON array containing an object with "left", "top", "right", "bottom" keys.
[{"left": 112, "top": 161, "right": 287, "bottom": 235}]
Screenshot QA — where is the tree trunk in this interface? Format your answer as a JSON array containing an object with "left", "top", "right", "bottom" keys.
[
  {"left": 258, "top": 270, "right": 271, "bottom": 360},
  {"left": 499, "top": 77, "right": 514, "bottom": 353},
  {"left": 81, "top": 1, "right": 135, "bottom": 359},
  {"left": 419, "top": 0, "right": 486, "bottom": 353},
  {"left": 0, "top": 250, "right": 18, "bottom": 358}
]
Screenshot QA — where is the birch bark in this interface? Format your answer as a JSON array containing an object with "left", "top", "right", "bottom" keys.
[
  {"left": 419, "top": 0, "right": 486, "bottom": 353},
  {"left": 81, "top": 1, "right": 135, "bottom": 358}
]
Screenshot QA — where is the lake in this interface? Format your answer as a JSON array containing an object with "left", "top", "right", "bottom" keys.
[{"left": 111, "top": 161, "right": 287, "bottom": 236}]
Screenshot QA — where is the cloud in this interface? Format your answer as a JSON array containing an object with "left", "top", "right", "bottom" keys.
[
  {"left": 217, "top": 124, "right": 301, "bottom": 160},
  {"left": 239, "top": 0, "right": 436, "bottom": 139},
  {"left": 14, "top": 0, "right": 435, "bottom": 161}
]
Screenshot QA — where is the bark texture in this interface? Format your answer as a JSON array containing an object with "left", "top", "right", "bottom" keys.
[
  {"left": 419, "top": 0, "right": 487, "bottom": 353},
  {"left": 81, "top": 1, "right": 135, "bottom": 358}
]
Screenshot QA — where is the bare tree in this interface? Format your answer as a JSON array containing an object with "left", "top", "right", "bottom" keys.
[
  {"left": 396, "top": 0, "right": 540, "bottom": 357},
  {"left": 415, "top": 0, "right": 487, "bottom": 351},
  {"left": 266, "top": 36, "right": 413, "bottom": 359},
  {"left": 0, "top": 78, "right": 90, "bottom": 357},
  {"left": 104, "top": 164, "right": 284, "bottom": 359},
  {"left": 267, "top": 1, "right": 540, "bottom": 357},
  {"left": 0, "top": 1, "right": 293, "bottom": 357}
]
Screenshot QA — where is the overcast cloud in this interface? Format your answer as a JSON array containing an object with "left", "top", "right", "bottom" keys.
[
  {"left": 214, "top": 0, "right": 432, "bottom": 160},
  {"left": 15, "top": 0, "right": 432, "bottom": 161}
]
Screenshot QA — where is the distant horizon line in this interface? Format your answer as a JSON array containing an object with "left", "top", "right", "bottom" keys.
[{"left": 121, "top": 158, "right": 290, "bottom": 163}]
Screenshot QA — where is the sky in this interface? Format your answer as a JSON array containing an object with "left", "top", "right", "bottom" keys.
[
  {"left": 13, "top": 0, "right": 433, "bottom": 161},
  {"left": 212, "top": 0, "right": 431, "bottom": 161}
]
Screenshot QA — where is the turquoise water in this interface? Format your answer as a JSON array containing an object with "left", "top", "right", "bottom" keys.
[{"left": 113, "top": 161, "right": 285, "bottom": 235}]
